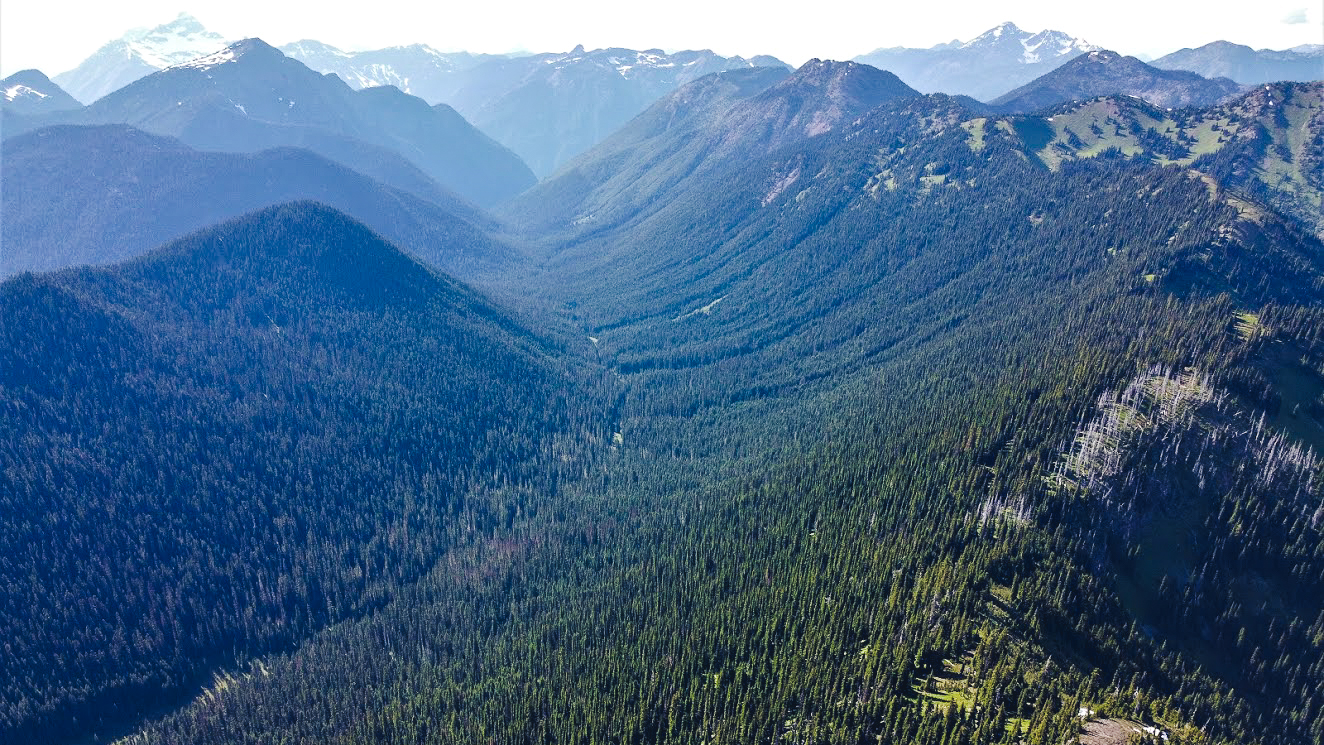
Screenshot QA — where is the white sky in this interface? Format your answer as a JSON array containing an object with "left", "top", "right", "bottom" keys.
[{"left": 2, "top": 0, "right": 1321, "bottom": 78}]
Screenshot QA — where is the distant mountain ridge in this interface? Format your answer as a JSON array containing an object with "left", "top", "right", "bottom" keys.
[
  {"left": 285, "top": 39, "right": 791, "bottom": 177},
  {"left": 25, "top": 39, "right": 536, "bottom": 207},
  {"left": 1153, "top": 40, "right": 1324, "bottom": 84},
  {"left": 441, "top": 45, "right": 791, "bottom": 177},
  {"left": 991, "top": 49, "right": 1244, "bottom": 113},
  {"left": 1, "top": 124, "right": 515, "bottom": 279},
  {"left": 280, "top": 40, "right": 509, "bottom": 104},
  {"left": 854, "top": 21, "right": 1099, "bottom": 101},
  {"left": 53, "top": 12, "right": 229, "bottom": 103},
  {"left": 1, "top": 69, "right": 82, "bottom": 115}
]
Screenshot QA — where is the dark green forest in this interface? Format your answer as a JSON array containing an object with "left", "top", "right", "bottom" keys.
[{"left": 2, "top": 68, "right": 1323, "bottom": 745}]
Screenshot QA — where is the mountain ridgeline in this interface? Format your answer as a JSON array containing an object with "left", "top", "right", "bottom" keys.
[
  {"left": 3, "top": 37, "right": 1324, "bottom": 745},
  {"left": 437, "top": 46, "right": 791, "bottom": 177},
  {"left": 1003, "top": 81, "right": 1324, "bottom": 238},
  {"left": 1152, "top": 40, "right": 1324, "bottom": 85},
  {"left": 52, "top": 12, "right": 230, "bottom": 104},
  {"left": 1, "top": 124, "right": 515, "bottom": 280},
  {"left": 505, "top": 61, "right": 917, "bottom": 236},
  {"left": 18, "top": 38, "right": 535, "bottom": 208},
  {"left": 278, "top": 39, "right": 506, "bottom": 102},
  {"left": 990, "top": 50, "right": 1244, "bottom": 113},
  {"left": 1, "top": 70, "right": 82, "bottom": 116}
]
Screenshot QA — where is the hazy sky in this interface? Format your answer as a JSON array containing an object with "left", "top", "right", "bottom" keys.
[{"left": 2, "top": 0, "right": 1321, "bottom": 77}]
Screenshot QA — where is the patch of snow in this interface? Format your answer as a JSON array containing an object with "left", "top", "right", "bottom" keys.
[
  {"left": 4, "top": 84, "right": 48, "bottom": 101},
  {"left": 1021, "top": 37, "right": 1045, "bottom": 64},
  {"left": 762, "top": 167, "right": 801, "bottom": 205},
  {"left": 963, "top": 21, "right": 1018, "bottom": 48},
  {"left": 673, "top": 296, "right": 727, "bottom": 321},
  {"left": 170, "top": 47, "right": 238, "bottom": 71},
  {"left": 1064, "top": 36, "right": 1095, "bottom": 53}
]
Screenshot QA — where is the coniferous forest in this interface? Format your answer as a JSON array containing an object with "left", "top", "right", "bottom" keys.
[{"left": 2, "top": 21, "right": 1323, "bottom": 745}]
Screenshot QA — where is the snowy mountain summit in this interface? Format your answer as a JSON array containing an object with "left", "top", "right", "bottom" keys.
[
  {"left": 855, "top": 21, "right": 1100, "bottom": 101},
  {"left": 959, "top": 21, "right": 1097, "bottom": 63},
  {"left": 54, "top": 13, "right": 230, "bottom": 103},
  {"left": 119, "top": 13, "right": 229, "bottom": 68}
]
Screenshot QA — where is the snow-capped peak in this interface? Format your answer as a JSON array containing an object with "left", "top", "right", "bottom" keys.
[
  {"left": 963, "top": 22, "right": 1022, "bottom": 48},
  {"left": 119, "top": 13, "right": 230, "bottom": 69},
  {"left": 1019, "top": 29, "right": 1098, "bottom": 64},
  {"left": 958, "top": 22, "right": 1097, "bottom": 63}
]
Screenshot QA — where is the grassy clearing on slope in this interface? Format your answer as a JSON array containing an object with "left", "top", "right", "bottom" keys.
[{"left": 961, "top": 118, "right": 987, "bottom": 151}]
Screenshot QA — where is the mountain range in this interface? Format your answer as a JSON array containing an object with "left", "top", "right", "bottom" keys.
[
  {"left": 854, "top": 21, "right": 1099, "bottom": 101},
  {"left": 19, "top": 38, "right": 536, "bottom": 207},
  {"left": 279, "top": 40, "right": 508, "bottom": 104},
  {"left": 4, "top": 18, "right": 1324, "bottom": 745},
  {"left": 436, "top": 46, "right": 790, "bottom": 177},
  {"left": 78, "top": 58, "right": 1323, "bottom": 745},
  {"left": 505, "top": 60, "right": 916, "bottom": 236},
  {"left": 1153, "top": 40, "right": 1323, "bottom": 84},
  {"left": 1, "top": 124, "right": 514, "bottom": 279},
  {"left": 53, "top": 12, "right": 228, "bottom": 103},
  {"left": 41, "top": 14, "right": 1321, "bottom": 181},
  {"left": 261, "top": 36, "right": 795, "bottom": 176}
]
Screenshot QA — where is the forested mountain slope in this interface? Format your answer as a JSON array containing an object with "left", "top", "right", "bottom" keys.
[
  {"left": 0, "top": 203, "right": 606, "bottom": 743},
  {"left": 1, "top": 125, "right": 514, "bottom": 279},
  {"left": 991, "top": 50, "right": 1243, "bottom": 113},
  {"left": 503, "top": 60, "right": 917, "bottom": 237},
  {"left": 110, "top": 69, "right": 1324, "bottom": 745},
  {"left": 438, "top": 46, "right": 790, "bottom": 177},
  {"left": 1002, "top": 82, "right": 1324, "bottom": 238}
]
